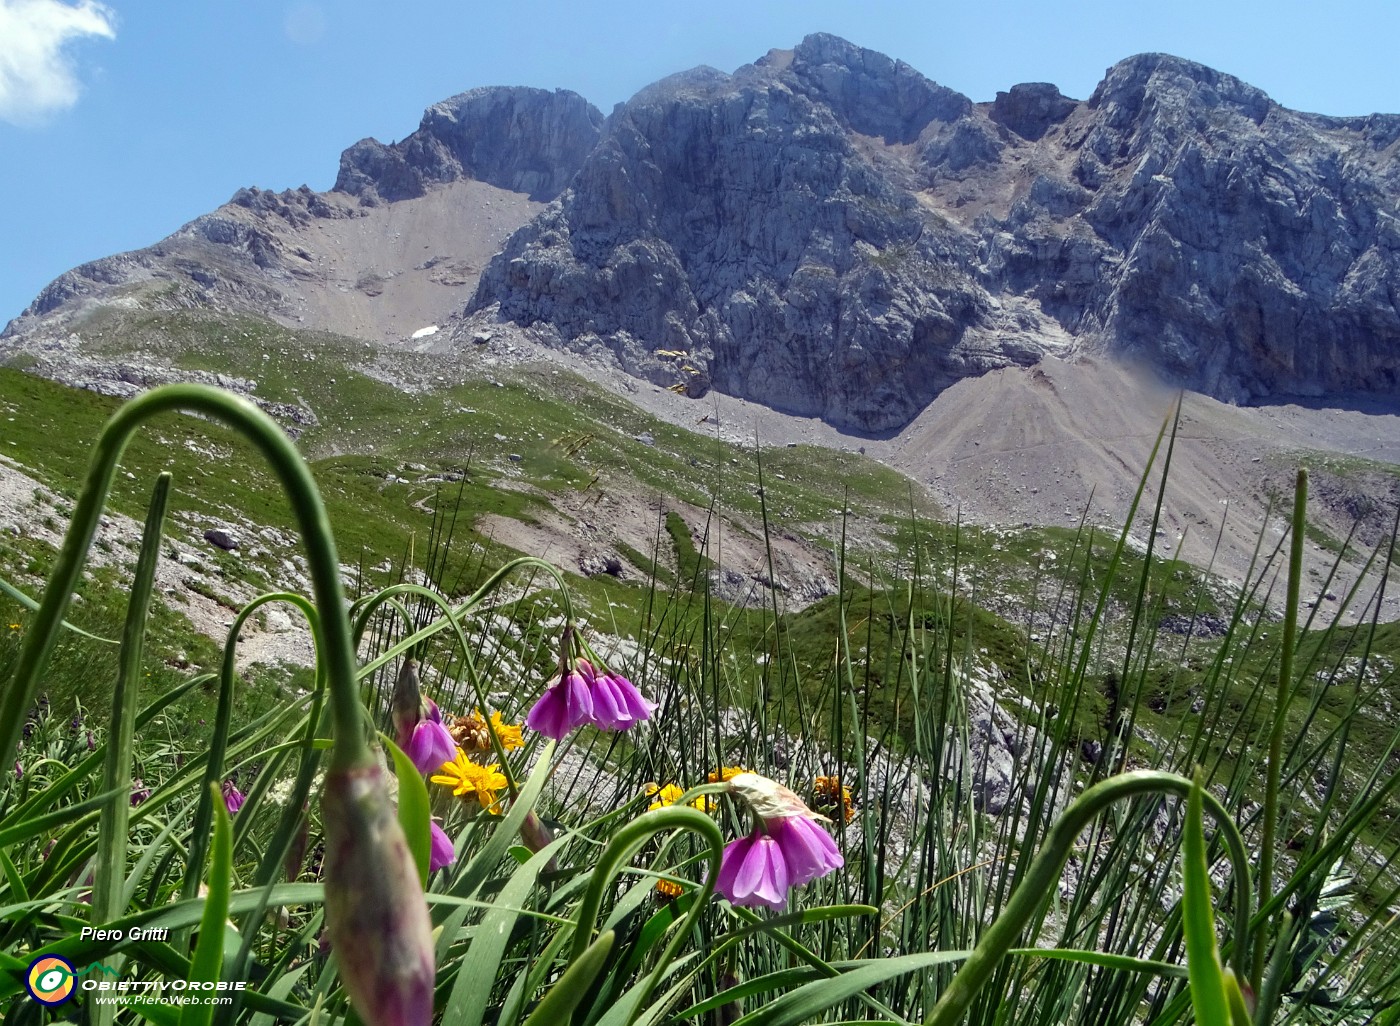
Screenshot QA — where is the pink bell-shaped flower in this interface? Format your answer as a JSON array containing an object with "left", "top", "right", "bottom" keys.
[
  {"left": 715, "top": 832, "right": 790, "bottom": 912},
  {"left": 406, "top": 699, "right": 457, "bottom": 777}
]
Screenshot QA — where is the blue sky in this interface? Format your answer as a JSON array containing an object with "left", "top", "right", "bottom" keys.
[{"left": 2, "top": 0, "right": 1398, "bottom": 325}]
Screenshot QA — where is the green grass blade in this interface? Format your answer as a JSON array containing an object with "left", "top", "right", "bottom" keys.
[
  {"left": 91, "top": 472, "right": 169, "bottom": 1026},
  {"left": 443, "top": 833, "right": 569, "bottom": 1026},
  {"left": 521, "top": 929, "right": 615, "bottom": 1026},
  {"left": 730, "top": 951, "right": 972, "bottom": 1026},
  {"left": 1008, "top": 948, "right": 1187, "bottom": 978},
  {"left": 180, "top": 783, "right": 233, "bottom": 1026},
  {"left": 1256, "top": 468, "right": 1307, "bottom": 988},
  {"left": 1183, "top": 770, "right": 1230, "bottom": 1026},
  {"left": 383, "top": 735, "right": 431, "bottom": 884}
]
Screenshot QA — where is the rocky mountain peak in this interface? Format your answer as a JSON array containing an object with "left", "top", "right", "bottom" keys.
[
  {"left": 6, "top": 36, "right": 1399, "bottom": 437},
  {"left": 466, "top": 34, "right": 1044, "bottom": 433},
  {"left": 1088, "top": 52, "right": 1272, "bottom": 127},
  {"left": 989, "top": 82, "right": 1076, "bottom": 141},
  {"left": 786, "top": 32, "right": 971, "bottom": 142},
  {"left": 334, "top": 85, "right": 603, "bottom": 204},
  {"left": 466, "top": 35, "right": 1400, "bottom": 430}
]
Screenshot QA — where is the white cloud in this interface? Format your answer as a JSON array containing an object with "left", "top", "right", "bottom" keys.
[{"left": 0, "top": 0, "right": 115, "bottom": 125}]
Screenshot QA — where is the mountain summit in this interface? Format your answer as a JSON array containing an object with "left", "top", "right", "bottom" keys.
[
  {"left": 6, "top": 35, "right": 1400, "bottom": 432},
  {"left": 468, "top": 35, "right": 1400, "bottom": 429}
]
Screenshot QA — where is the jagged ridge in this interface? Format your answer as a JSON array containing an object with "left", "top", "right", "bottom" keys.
[
  {"left": 6, "top": 35, "right": 1400, "bottom": 435},
  {"left": 467, "top": 35, "right": 1400, "bottom": 430}
]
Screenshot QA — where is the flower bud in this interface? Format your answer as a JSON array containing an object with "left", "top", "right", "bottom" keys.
[
  {"left": 429, "top": 821, "right": 456, "bottom": 872},
  {"left": 222, "top": 779, "right": 246, "bottom": 815},
  {"left": 390, "top": 658, "right": 423, "bottom": 750},
  {"left": 322, "top": 760, "right": 435, "bottom": 1026}
]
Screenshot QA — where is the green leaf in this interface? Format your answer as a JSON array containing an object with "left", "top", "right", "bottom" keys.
[
  {"left": 180, "top": 783, "right": 233, "bottom": 1026},
  {"left": 382, "top": 734, "right": 432, "bottom": 884},
  {"left": 444, "top": 833, "right": 570, "bottom": 1026},
  {"left": 247, "top": 962, "right": 315, "bottom": 1026},
  {"left": 728, "top": 950, "right": 972, "bottom": 1026},
  {"left": 1009, "top": 947, "right": 1188, "bottom": 978},
  {"left": 123, "top": 815, "right": 185, "bottom": 909},
  {"left": 521, "top": 929, "right": 615, "bottom": 1026},
  {"left": 0, "top": 785, "right": 125, "bottom": 848},
  {"left": 92, "top": 473, "right": 170, "bottom": 1026},
  {"left": 1183, "top": 770, "right": 1231, "bottom": 1026},
  {"left": 0, "top": 848, "right": 27, "bottom": 904}
]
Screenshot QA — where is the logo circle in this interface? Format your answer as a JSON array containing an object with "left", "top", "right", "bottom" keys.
[{"left": 26, "top": 955, "right": 76, "bottom": 1005}]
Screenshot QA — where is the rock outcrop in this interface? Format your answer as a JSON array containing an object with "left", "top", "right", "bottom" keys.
[
  {"left": 2, "top": 87, "right": 603, "bottom": 345},
  {"left": 468, "top": 36, "right": 1400, "bottom": 430},
  {"left": 468, "top": 35, "right": 1061, "bottom": 433},
  {"left": 334, "top": 86, "right": 603, "bottom": 204},
  {"left": 7, "top": 36, "right": 1400, "bottom": 433}
]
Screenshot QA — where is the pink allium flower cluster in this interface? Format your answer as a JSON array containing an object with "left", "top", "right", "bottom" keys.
[
  {"left": 713, "top": 773, "right": 844, "bottom": 912},
  {"left": 222, "top": 779, "right": 245, "bottom": 815},
  {"left": 429, "top": 821, "right": 456, "bottom": 873},
  {"left": 404, "top": 699, "right": 457, "bottom": 777},
  {"left": 526, "top": 657, "right": 655, "bottom": 739}
]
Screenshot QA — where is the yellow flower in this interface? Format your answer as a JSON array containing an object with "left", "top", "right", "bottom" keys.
[
  {"left": 814, "top": 775, "right": 856, "bottom": 824},
  {"left": 707, "top": 766, "right": 747, "bottom": 784},
  {"left": 7, "top": 624, "right": 20, "bottom": 630},
  {"left": 431, "top": 748, "right": 508, "bottom": 814},
  {"left": 450, "top": 710, "right": 525, "bottom": 753},
  {"left": 645, "top": 782, "right": 708, "bottom": 812},
  {"left": 488, "top": 710, "right": 524, "bottom": 751}
]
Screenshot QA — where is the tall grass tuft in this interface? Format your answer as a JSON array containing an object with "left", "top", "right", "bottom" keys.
[{"left": 0, "top": 385, "right": 1397, "bottom": 1025}]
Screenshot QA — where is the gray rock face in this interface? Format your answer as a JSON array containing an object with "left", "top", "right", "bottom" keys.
[
  {"left": 1063, "top": 54, "right": 1400, "bottom": 401},
  {"left": 7, "top": 38, "right": 1400, "bottom": 432},
  {"left": 3, "top": 87, "right": 600, "bottom": 344},
  {"left": 469, "top": 35, "right": 1052, "bottom": 433},
  {"left": 334, "top": 86, "right": 603, "bottom": 203},
  {"left": 470, "top": 39, "right": 1400, "bottom": 430},
  {"left": 990, "top": 82, "right": 1076, "bottom": 141}
]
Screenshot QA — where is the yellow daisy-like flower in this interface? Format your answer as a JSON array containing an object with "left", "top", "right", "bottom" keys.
[
  {"left": 707, "top": 766, "right": 747, "bottom": 784},
  {"left": 450, "top": 710, "right": 525, "bottom": 753},
  {"left": 431, "top": 748, "right": 508, "bottom": 814},
  {"left": 645, "top": 782, "right": 708, "bottom": 811},
  {"left": 814, "top": 774, "right": 856, "bottom": 823},
  {"left": 488, "top": 710, "right": 525, "bottom": 751}
]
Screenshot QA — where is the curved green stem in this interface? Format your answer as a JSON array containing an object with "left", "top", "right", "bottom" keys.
[
  {"left": 568, "top": 806, "right": 724, "bottom": 1025},
  {"left": 349, "top": 591, "right": 415, "bottom": 645},
  {"left": 184, "top": 591, "right": 324, "bottom": 901},
  {"left": 571, "top": 805, "right": 723, "bottom": 963},
  {"left": 0, "top": 384, "right": 369, "bottom": 773},
  {"left": 351, "top": 555, "right": 578, "bottom": 686},
  {"left": 924, "top": 770, "right": 1252, "bottom": 1026},
  {"left": 462, "top": 555, "right": 576, "bottom": 625}
]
